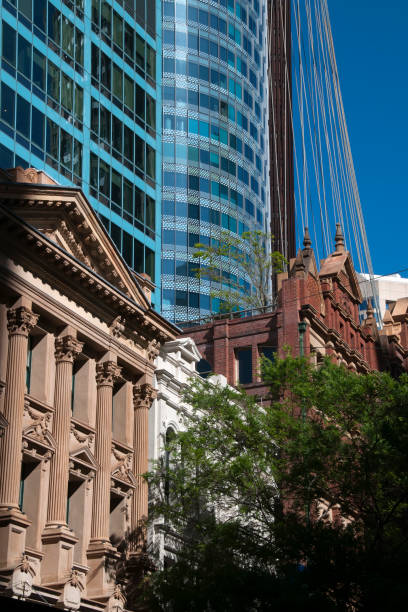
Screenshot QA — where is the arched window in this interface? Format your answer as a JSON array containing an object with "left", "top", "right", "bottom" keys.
[{"left": 196, "top": 358, "right": 212, "bottom": 378}]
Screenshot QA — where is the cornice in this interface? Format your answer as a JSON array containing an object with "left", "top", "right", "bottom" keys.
[
  {"left": 0, "top": 263, "right": 156, "bottom": 374},
  {"left": 0, "top": 205, "right": 177, "bottom": 344}
]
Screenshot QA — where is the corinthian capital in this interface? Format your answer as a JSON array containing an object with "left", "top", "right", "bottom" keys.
[
  {"left": 55, "top": 335, "right": 83, "bottom": 364},
  {"left": 133, "top": 383, "right": 157, "bottom": 410},
  {"left": 96, "top": 361, "right": 121, "bottom": 388},
  {"left": 7, "top": 307, "right": 39, "bottom": 336}
]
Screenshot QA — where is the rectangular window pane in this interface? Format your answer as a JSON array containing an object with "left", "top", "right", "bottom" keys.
[
  {"left": 47, "top": 119, "right": 59, "bottom": 159},
  {"left": 112, "top": 65, "right": 123, "bottom": 100},
  {"left": 16, "top": 95, "right": 30, "bottom": 138},
  {"left": 146, "top": 44, "right": 155, "bottom": 79},
  {"left": 146, "top": 145, "right": 155, "bottom": 179},
  {"left": 136, "top": 35, "right": 145, "bottom": 69},
  {"left": 47, "top": 61, "right": 59, "bottom": 101},
  {"left": 73, "top": 139, "right": 82, "bottom": 177},
  {"left": 113, "top": 12, "right": 123, "bottom": 48},
  {"left": 61, "top": 74, "right": 73, "bottom": 112},
  {"left": 62, "top": 17, "right": 74, "bottom": 57},
  {"left": 112, "top": 116, "right": 122, "bottom": 152},
  {"left": 236, "top": 348, "right": 252, "bottom": 384},
  {"left": 1, "top": 83, "right": 15, "bottom": 127},
  {"left": 31, "top": 107, "right": 44, "bottom": 149},
  {"left": 99, "top": 159, "right": 110, "bottom": 196},
  {"left": 75, "top": 85, "right": 83, "bottom": 122},
  {"left": 135, "top": 136, "right": 144, "bottom": 171},
  {"left": 136, "top": 85, "right": 145, "bottom": 119},
  {"left": 100, "top": 105, "right": 111, "bottom": 141},
  {"left": 48, "top": 4, "right": 61, "bottom": 45},
  {"left": 146, "top": 195, "right": 155, "bottom": 230},
  {"left": 146, "top": 94, "right": 155, "bottom": 130},
  {"left": 124, "top": 75, "right": 134, "bottom": 109},
  {"left": 134, "top": 187, "right": 144, "bottom": 222},
  {"left": 111, "top": 169, "right": 121, "bottom": 205},
  {"left": 18, "top": 35, "right": 31, "bottom": 78},
  {"left": 32, "top": 49, "right": 45, "bottom": 90},
  {"left": 60, "top": 129, "right": 73, "bottom": 169},
  {"left": 3, "top": 22, "right": 16, "bottom": 67}
]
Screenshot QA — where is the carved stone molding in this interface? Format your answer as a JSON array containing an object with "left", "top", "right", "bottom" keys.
[
  {"left": 106, "top": 583, "right": 126, "bottom": 611},
  {"left": 109, "top": 315, "right": 125, "bottom": 339},
  {"left": 7, "top": 307, "right": 39, "bottom": 337},
  {"left": 10, "top": 554, "right": 36, "bottom": 599},
  {"left": 70, "top": 424, "right": 94, "bottom": 449},
  {"left": 96, "top": 361, "right": 122, "bottom": 388},
  {"left": 133, "top": 383, "right": 157, "bottom": 410},
  {"left": 59, "top": 219, "right": 93, "bottom": 268},
  {"left": 55, "top": 335, "right": 83, "bottom": 364}
]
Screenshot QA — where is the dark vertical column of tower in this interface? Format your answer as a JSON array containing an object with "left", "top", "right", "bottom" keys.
[{"left": 268, "top": 0, "right": 295, "bottom": 275}]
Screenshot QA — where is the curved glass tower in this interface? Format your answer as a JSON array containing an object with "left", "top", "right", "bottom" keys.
[{"left": 161, "top": 0, "right": 270, "bottom": 324}]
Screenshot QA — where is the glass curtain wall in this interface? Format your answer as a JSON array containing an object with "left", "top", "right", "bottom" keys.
[
  {"left": 161, "top": 0, "right": 270, "bottom": 324},
  {"left": 0, "top": 0, "right": 162, "bottom": 307}
]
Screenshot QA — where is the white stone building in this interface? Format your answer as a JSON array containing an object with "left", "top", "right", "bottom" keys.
[
  {"left": 149, "top": 338, "right": 227, "bottom": 566},
  {"left": 358, "top": 273, "right": 408, "bottom": 323}
]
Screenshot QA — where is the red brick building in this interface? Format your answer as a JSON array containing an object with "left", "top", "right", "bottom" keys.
[{"left": 181, "top": 226, "right": 408, "bottom": 395}]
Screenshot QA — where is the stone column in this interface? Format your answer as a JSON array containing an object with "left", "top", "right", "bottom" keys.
[
  {"left": 90, "top": 361, "right": 121, "bottom": 543},
  {"left": 0, "top": 306, "right": 38, "bottom": 569},
  {"left": 87, "top": 360, "right": 121, "bottom": 600},
  {"left": 47, "top": 336, "right": 83, "bottom": 526},
  {"left": 130, "top": 382, "right": 157, "bottom": 553},
  {"left": 41, "top": 334, "right": 83, "bottom": 586}
]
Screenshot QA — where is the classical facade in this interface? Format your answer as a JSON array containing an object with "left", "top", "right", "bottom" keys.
[
  {"left": 0, "top": 168, "right": 177, "bottom": 610},
  {"left": 181, "top": 225, "right": 408, "bottom": 394}
]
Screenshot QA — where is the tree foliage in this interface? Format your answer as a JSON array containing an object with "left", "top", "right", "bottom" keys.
[
  {"left": 193, "top": 230, "right": 286, "bottom": 312},
  {"left": 143, "top": 356, "right": 408, "bottom": 611}
]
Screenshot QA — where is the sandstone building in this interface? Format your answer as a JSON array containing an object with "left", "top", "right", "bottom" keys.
[{"left": 0, "top": 168, "right": 177, "bottom": 610}]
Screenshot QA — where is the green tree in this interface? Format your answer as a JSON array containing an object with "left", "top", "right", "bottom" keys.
[
  {"left": 143, "top": 356, "right": 408, "bottom": 611},
  {"left": 193, "top": 230, "right": 286, "bottom": 312}
]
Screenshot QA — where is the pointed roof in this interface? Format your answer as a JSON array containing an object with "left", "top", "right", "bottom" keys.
[{"left": 319, "top": 225, "right": 362, "bottom": 302}]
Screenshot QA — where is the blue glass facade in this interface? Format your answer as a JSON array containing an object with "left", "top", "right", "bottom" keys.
[
  {"left": 161, "top": 0, "right": 269, "bottom": 324},
  {"left": 0, "top": 0, "right": 162, "bottom": 307}
]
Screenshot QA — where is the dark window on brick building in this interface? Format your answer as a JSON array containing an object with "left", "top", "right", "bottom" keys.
[{"left": 236, "top": 348, "right": 252, "bottom": 384}]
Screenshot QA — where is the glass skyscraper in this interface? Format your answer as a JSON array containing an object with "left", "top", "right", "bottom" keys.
[
  {"left": 0, "top": 0, "right": 162, "bottom": 308},
  {"left": 161, "top": 0, "right": 269, "bottom": 324}
]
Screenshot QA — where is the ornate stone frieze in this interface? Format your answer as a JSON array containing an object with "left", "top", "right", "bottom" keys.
[
  {"left": 59, "top": 569, "right": 84, "bottom": 611},
  {"left": 7, "top": 307, "right": 39, "bottom": 336},
  {"left": 55, "top": 335, "right": 83, "bottom": 363},
  {"left": 59, "top": 220, "right": 93, "bottom": 268},
  {"left": 96, "top": 361, "right": 122, "bottom": 388},
  {"left": 111, "top": 447, "right": 135, "bottom": 491},
  {"left": 106, "top": 583, "right": 126, "bottom": 611},
  {"left": 23, "top": 399, "right": 55, "bottom": 460},
  {"left": 109, "top": 315, "right": 125, "bottom": 339},
  {"left": 70, "top": 424, "right": 94, "bottom": 449},
  {"left": 133, "top": 383, "right": 157, "bottom": 410},
  {"left": 10, "top": 555, "right": 36, "bottom": 599}
]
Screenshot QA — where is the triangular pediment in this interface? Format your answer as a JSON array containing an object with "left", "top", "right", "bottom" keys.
[
  {"left": 70, "top": 446, "right": 98, "bottom": 469},
  {"left": 163, "top": 337, "right": 203, "bottom": 363},
  {"left": 2, "top": 180, "right": 150, "bottom": 309}
]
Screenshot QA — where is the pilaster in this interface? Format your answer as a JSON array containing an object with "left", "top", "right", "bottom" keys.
[{"left": 130, "top": 382, "right": 157, "bottom": 554}]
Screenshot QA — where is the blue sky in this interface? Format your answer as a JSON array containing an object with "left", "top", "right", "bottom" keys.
[{"left": 328, "top": 0, "right": 408, "bottom": 276}]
